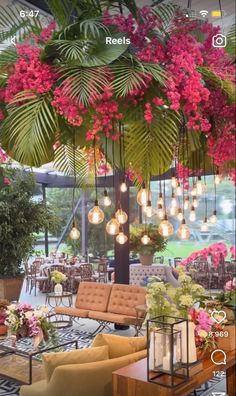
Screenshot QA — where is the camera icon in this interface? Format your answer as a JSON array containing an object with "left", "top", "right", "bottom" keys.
[{"left": 212, "top": 34, "right": 227, "bottom": 47}]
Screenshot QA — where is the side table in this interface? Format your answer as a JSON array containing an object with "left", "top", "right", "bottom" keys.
[
  {"left": 45, "top": 292, "right": 73, "bottom": 328},
  {"left": 113, "top": 351, "right": 236, "bottom": 396}
]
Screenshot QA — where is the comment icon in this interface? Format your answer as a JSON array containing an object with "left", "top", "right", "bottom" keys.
[{"left": 211, "top": 349, "right": 227, "bottom": 365}]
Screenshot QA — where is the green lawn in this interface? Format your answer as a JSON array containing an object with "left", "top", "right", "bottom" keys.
[{"left": 162, "top": 241, "right": 231, "bottom": 259}]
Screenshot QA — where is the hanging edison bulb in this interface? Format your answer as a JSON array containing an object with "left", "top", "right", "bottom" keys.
[
  {"left": 157, "top": 192, "right": 164, "bottom": 206},
  {"left": 158, "top": 214, "right": 174, "bottom": 237},
  {"left": 169, "top": 205, "right": 177, "bottom": 216},
  {"left": 176, "top": 208, "right": 183, "bottom": 222},
  {"left": 116, "top": 229, "right": 128, "bottom": 244},
  {"left": 115, "top": 208, "right": 128, "bottom": 224},
  {"left": 120, "top": 179, "right": 128, "bottom": 192},
  {"left": 176, "top": 182, "right": 183, "bottom": 196},
  {"left": 170, "top": 192, "right": 177, "bottom": 208},
  {"left": 137, "top": 184, "right": 151, "bottom": 206},
  {"left": 157, "top": 204, "right": 165, "bottom": 219},
  {"left": 103, "top": 190, "right": 111, "bottom": 207},
  {"left": 88, "top": 200, "right": 104, "bottom": 224},
  {"left": 69, "top": 221, "right": 80, "bottom": 240},
  {"left": 141, "top": 234, "right": 151, "bottom": 245},
  {"left": 201, "top": 217, "right": 208, "bottom": 232},
  {"left": 189, "top": 206, "right": 196, "bottom": 222},
  {"left": 191, "top": 184, "right": 197, "bottom": 196},
  {"left": 210, "top": 210, "right": 217, "bottom": 224},
  {"left": 196, "top": 176, "right": 206, "bottom": 196},
  {"left": 214, "top": 169, "right": 222, "bottom": 185},
  {"left": 144, "top": 200, "right": 153, "bottom": 218},
  {"left": 177, "top": 219, "right": 190, "bottom": 240},
  {"left": 171, "top": 176, "right": 178, "bottom": 188},
  {"left": 106, "top": 216, "right": 120, "bottom": 235},
  {"left": 192, "top": 196, "right": 198, "bottom": 208},
  {"left": 184, "top": 196, "right": 190, "bottom": 210}
]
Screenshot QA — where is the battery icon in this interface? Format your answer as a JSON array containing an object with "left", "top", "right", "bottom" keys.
[{"left": 211, "top": 10, "right": 224, "bottom": 17}]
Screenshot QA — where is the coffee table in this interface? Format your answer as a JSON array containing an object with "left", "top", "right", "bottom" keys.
[{"left": 0, "top": 335, "right": 78, "bottom": 384}]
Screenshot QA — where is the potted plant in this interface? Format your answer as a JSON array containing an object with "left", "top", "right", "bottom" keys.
[
  {"left": 129, "top": 224, "right": 167, "bottom": 265},
  {"left": 0, "top": 169, "right": 58, "bottom": 301}
]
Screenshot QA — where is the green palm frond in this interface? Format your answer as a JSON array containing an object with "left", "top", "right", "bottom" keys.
[
  {"left": 45, "top": 40, "right": 86, "bottom": 62},
  {"left": 111, "top": 62, "right": 149, "bottom": 97},
  {"left": 58, "top": 66, "right": 110, "bottom": 105},
  {"left": 46, "top": 0, "right": 77, "bottom": 27},
  {"left": 152, "top": 3, "right": 178, "bottom": 33},
  {"left": 0, "top": 5, "right": 42, "bottom": 43},
  {"left": 226, "top": 24, "right": 236, "bottom": 57},
  {"left": 0, "top": 47, "right": 18, "bottom": 73},
  {"left": 198, "top": 66, "right": 235, "bottom": 102},
  {"left": 124, "top": 108, "right": 179, "bottom": 180},
  {"left": 0, "top": 92, "right": 57, "bottom": 166},
  {"left": 53, "top": 144, "right": 90, "bottom": 185},
  {"left": 79, "top": 19, "right": 110, "bottom": 39}
]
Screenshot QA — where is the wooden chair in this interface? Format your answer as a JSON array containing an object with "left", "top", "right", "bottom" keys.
[
  {"left": 97, "top": 262, "right": 108, "bottom": 283},
  {"left": 80, "top": 263, "right": 95, "bottom": 282},
  {"left": 29, "top": 264, "right": 49, "bottom": 296},
  {"left": 155, "top": 256, "right": 164, "bottom": 264}
]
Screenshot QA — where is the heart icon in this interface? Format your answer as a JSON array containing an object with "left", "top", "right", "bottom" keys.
[{"left": 211, "top": 310, "right": 226, "bottom": 324}]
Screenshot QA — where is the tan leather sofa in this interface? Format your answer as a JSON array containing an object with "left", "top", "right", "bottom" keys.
[
  {"left": 20, "top": 334, "right": 147, "bottom": 396},
  {"left": 55, "top": 282, "right": 146, "bottom": 333}
]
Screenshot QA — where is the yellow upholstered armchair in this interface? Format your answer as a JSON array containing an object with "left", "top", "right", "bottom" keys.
[{"left": 20, "top": 334, "right": 147, "bottom": 396}]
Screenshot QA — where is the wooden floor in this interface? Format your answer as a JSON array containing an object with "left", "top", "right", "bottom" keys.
[{"left": 0, "top": 353, "right": 45, "bottom": 384}]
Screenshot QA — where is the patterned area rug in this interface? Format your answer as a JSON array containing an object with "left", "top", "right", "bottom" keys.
[{"left": 0, "top": 329, "right": 225, "bottom": 396}]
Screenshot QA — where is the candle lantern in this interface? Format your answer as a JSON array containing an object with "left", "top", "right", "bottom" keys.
[{"left": 147, "top": 316, "right": 189, "bottom": 388}]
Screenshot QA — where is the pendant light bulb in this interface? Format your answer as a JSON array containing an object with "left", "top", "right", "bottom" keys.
[
  {"left": 69, "top": 221, "right": 80, "bottom": 240},
  {"left": 144, "top": 200, "right": 153, "bottom": 218},
  {"left": 171, "top": 176, "right": 178, "bottom": 188},
  {"left": 176, "top": 182, "right": 183, "bottom": 196},
  {"left": 88, "top": 200, "right": 105, "bottom": 224},
  {"left": 137, "top": 184, "right": 151, "bottom": 207},
  {"left": 196, "top": 176, "right": 206, "bottom": 196},
  {"left": 177, "top": 219, "right": 190, "bottom": 240},
  {"left": 157, "top": 192, "right": 164, "bottom": 206},
  {"left": 116, "top": 229, "right": 128, "bottom": 244},
  {"left": 103, "top": 190, "right": 111, "bottom": 207},
  {"left": 170, "top": 193, "right": 177, "bottom": 208},
  {"left": 215, "top": 173, "right": 222, "bottom": 185},
  {"left": 210, "top": 210, "right": 217, "bottom": 224},
  {"left": 141, "top": 234, "right": 151, "bottom": 245},
  {"left": 169, "top": 205, "right": 177, "bottom": 216},
  {"left": 177, "top": 208, "right": 183, "bottom": 222},
  {"left": 184, "top": 196, "right": 190, "bottom": 210},
  {"left": 157, "top": 204, "right": 165, "bottom": 220},
  {"left": 201, "top": 217, "right": 208, "bottom": 232},
  {"left": 192, "top": 196, "right": 198, "bottom": 208},
  {"left": 158, "top": 214, "right": 174, "bottom": 238},
  {"left": 106, "top": 216, "right": 120, "bottom": 235},
  {"left": 191, "top": 185, "right": 197, "bottom": 196},
  {"left": 115, "top": 208, "right": 128, "bottom": 224},
  {"left": 189, "top": 206, "right": 196, "bottom": 222},
  {"left": 120, "top": 180, "right": 128, "bottom": 192}
]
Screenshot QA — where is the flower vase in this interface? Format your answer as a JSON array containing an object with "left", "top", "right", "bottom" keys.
[
  {"left": 10, "top": 334, "right": 17, "bottom": 347},
  {"left": 54, "top": 283, "right": 63, "bottom": 295},
  {"left": 33, "top": 328, "right": 44, "bottom": 349}
]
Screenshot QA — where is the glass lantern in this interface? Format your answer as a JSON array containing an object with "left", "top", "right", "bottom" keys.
[{"left": 147, "top": 316, "right": 189, "bottom": 388}]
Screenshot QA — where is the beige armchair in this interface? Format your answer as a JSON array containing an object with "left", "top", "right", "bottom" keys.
[{"left": 20, "top": 334, "right": 147, "bottom": 396}]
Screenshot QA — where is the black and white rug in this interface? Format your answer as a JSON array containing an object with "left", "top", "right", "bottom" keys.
[{"left": 0, "top": 329, "right": 225, "bottom": 396}]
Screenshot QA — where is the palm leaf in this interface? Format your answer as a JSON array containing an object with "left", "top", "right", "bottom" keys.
[
  {"left": 0, "top": 92, "right": 57, "bottom": 166},
  {"left": 124, "top": 108, "right": 179, "bottom": 180},
  {"left": 0, "top": 5, "right": 42, "bottom": 43},
  {"left": 58, "top": 66, "right": 110, "bottom": 105},
  {"left": 198, "top": 66, "right": 235, "bottom": 102},
  {"left": 152, "top": 3, "right": 178, "bottom": 33},
  {"left": 53, "top": 144, "right": 90, "bottom": 185},
  {"left": 226, "top": 24, "right": 236, "bottom": 57},
  {"left": 0, "top": 47, "right": 18, "bottom": 73},
  {"left": 45, "top": 40, "right": 86, "bottom": 62},
  {"left": 46, "top": 0, "right": 77, "bottom": 27}
]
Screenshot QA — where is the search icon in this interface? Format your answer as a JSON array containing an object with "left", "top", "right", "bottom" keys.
[{"left": 211, "top": 349, "right": 227, "bottom": 365}]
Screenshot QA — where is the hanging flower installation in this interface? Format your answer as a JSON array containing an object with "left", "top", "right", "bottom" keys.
[{"left": 180, "top": 243, "right": 228, "bottom": 268}]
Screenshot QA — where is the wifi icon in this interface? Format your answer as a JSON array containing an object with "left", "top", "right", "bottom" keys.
[{"left": 200, "top": 10, "right": 209, "bottom": 17}]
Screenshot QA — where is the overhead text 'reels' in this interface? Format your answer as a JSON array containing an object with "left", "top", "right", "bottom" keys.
[{"left": 105, "top": 37, "right": 131, "bottom": 45}]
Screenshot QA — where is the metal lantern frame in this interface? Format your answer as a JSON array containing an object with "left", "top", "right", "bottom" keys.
[{"left": 147, "top": 315, "right": 190, "bottom": 388}]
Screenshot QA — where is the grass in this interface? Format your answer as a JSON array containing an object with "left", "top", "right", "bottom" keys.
[{"left": 161, "top": 240, "right": 232, "bottom": 259}]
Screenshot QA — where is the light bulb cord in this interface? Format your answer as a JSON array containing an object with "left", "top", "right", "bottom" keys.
[
  {"left": 72, "top": 132, "right": 76, "bottom": 222},
  {"left": 104, "top": 136, "right": 108, "bottom": 194},
  {"left": 93, "top": 138, "right": 98, "bottom": 200}
]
